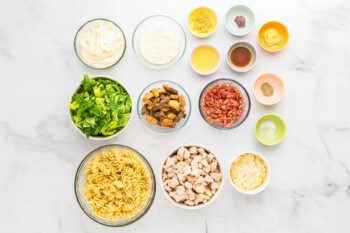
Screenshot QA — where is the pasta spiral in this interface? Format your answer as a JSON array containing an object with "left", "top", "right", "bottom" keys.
[{"left": 83, "top": 149, "right": 149, "bottom": 220}]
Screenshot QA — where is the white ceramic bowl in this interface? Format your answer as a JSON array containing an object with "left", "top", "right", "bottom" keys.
[
  {"left": 228, "top": 151, "right": 271, "bottom": 195},
  {"left": 226, "top": 41, "right": 258, "bottom": 73},
  {"left": 190, "top": 44, "right": 221, "bottom": 76},
  {"left": 225, "top": 5, "right": 255, "bottom": 36},
  {"left": 159, "top": 144, "right": 224, "bottom": 210},
  {"left": 69, "top": 76, "right": 132, "bottom": 140}
]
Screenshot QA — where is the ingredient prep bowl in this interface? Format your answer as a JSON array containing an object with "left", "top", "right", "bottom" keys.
[
  {"left": 199, "top": 79, "right": 250, "bottom": 129},
  {"left": 225, "top": 5, "right": 255, "bottom": 36},
  {"left": 132, "top": 15, "right": 186, "bottom": 70},
  {"left": 227, "top": 41, "right": 258, "bottom": 73},
  {"left": 253, "top": 73, "right": 285, "bottom": 105},
  {"left": 188, "top": 7, "right": 218, "bottom": 38},
  {"left": 69, "top": 75, "right": 132, "bottom": 140},
  {"left": 258, "top": 21, "right": 289, "bottom": 52},
  {"left": 229, "top": 151, "right": 271, "bottom": 195},
  {"left": 74, "top": 18, "right": 126, "bottom": 69},
  {"left": 255, "top": 113, "right": 286, "bottom": 146},
  {"left": 137, "top": 80, "right": 191, "bottom": 135},
  {"left": 190, "top": 44, "right": 220, "bottom": 76},
  {"left": 75, "top": 144, "right": 156, "bottom": 226},
  {"left": 160, "top": 144, "right": 223, "bottom": 209}
]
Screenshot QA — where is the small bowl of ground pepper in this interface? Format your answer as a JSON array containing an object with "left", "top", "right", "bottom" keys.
[
  {"left": 253, "top": 73, "right": 284, "bottom": 105},
  {"left": 199, "top": 79, "right": 251, "bottom": 129}
]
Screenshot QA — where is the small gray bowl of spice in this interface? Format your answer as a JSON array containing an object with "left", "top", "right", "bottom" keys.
[{"left": 225, "top": 5, "right": 255, "bottom": 36}]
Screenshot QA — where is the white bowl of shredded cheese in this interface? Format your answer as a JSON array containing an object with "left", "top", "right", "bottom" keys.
[
  {"left": 132, "top": 15, "right": 186, "bottom": 70},
  {"left": 229, "top": 151, "right": 271, "bottom": 195}
]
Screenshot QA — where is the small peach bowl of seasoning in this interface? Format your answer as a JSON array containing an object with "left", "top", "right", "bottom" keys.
[
  {"left": 227, "top": 41, "right": 258, "bottom": 73},
  {"left": 225, "top": 5, "right": 255, "bottom": 36},
  {"left": 253, "top": 73, "right": 284, "bottom": 105},
  {"left": 258, "top": 21, "right": 289, "bottom": 52}
]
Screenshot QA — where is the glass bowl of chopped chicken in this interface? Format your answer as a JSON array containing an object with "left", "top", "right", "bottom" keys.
[
  {"left": 199, "top": 78, "right": 251, "bottom": 129},
  {"left": 137, "top": 80, "right": 191, "bottom": 134},
  {"left": 132, "top": 15, "right": 187, "bottom": 70},
  {"left": 75, "top": 144, "right": 156, "bottom": 226}
]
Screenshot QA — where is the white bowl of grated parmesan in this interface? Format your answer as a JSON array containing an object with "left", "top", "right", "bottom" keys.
[{"left": 229, "top": 151, "right": 271, "bottom": 195}]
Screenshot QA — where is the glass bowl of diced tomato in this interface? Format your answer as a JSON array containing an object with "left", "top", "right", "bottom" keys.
[{"left": 199, "top": 78, "right": 251, "bottom": 129}]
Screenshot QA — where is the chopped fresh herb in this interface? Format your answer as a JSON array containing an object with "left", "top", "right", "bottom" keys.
[{"left": 69, "top": 75, "right": 132, "bottom": 138}]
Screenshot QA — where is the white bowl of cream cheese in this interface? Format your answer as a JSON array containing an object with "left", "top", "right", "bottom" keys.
[{"left": 74, "top": 18, "right": 126, "bottom": 69}]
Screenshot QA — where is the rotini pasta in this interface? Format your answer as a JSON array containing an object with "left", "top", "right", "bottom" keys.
[{"left": 83, "top": 149, "right": 149, "bottom": 220}]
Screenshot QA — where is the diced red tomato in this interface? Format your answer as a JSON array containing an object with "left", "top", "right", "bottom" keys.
[{"left": 201, "top": 83, "right": 244, "bottom": 127}]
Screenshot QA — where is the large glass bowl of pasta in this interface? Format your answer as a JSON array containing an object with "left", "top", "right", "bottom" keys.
[{"left": 74, "top": 144, "right": 156, "bottom": 226}]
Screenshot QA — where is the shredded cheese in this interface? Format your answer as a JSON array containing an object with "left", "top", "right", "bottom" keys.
[{"left": 230, "top": 153, "right": 268, "bottom": 190}]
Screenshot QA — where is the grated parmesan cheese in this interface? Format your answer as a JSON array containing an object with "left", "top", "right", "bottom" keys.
[
  {"left": 230, "top": 153, "right": 268, "bottom": 190},
  {"left": 140, "top": 28, "right": 179, "bottom": 65}
]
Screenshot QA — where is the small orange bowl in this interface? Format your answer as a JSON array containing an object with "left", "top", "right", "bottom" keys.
[
  {"left": 258, "top": 21, "right": 289, "bottom": 52},
  {"left": 253, "top": 73, "right": 284, "bottom": 105}
]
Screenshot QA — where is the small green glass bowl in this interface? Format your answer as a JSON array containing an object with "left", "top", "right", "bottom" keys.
[{"left": 255, "top": 113, "right": 286, "bottom": 146}]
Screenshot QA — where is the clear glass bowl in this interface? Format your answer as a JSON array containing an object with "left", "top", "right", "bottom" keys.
[
  {"left": 132, "top": 15, "right": 186, "bottom": 70},
  {"left": 74, "top": 18, "right": 126, "bottom": 69},
  {"left": 74, "top": 144, "right": 156, "bottom": 227},
  {"left": 199, "top": 79, "right": 251, "bottom": 129},
  {"left": 137, "top": 80, "right": 191, "bottom": 134}
]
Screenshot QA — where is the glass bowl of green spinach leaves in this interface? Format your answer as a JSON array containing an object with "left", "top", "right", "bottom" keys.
[{"left": 69, "top": 75, "right": 132, "bottom": 140}]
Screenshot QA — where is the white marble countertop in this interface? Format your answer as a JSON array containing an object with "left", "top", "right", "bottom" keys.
[{"left": 1, "top": 0, "right": 350, "bottom": 232}]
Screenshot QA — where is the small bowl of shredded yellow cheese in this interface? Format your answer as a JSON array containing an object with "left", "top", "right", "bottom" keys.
[
  {"left": 229, "top": 152, "right": 271, "bottom": 194},
  {"left": 188, "top": 7, "right": 218, "bottom": 38}
]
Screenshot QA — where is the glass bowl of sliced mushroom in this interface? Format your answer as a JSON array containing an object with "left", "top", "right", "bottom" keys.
[{"left": 160, "top": 144, "right": 223, "bottom": 209}]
